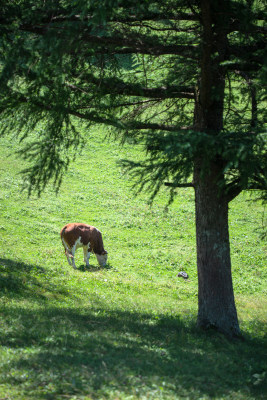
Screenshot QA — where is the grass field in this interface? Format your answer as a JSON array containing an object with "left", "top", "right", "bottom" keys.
[{"left": 0, "top": 123, "right": 266, "bottom": 399}]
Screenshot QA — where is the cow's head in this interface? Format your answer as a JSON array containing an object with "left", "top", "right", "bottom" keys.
[{"left": 96, "top": 250, "right": 108, "bottom": 267}]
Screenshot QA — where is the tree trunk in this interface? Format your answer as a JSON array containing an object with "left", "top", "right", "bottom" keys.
[
  {"left": 194, "top": 161, "right": 241, "bottom": 337},
  {"left": 193, "top": 0, "right": 241, "bottom": 338}
]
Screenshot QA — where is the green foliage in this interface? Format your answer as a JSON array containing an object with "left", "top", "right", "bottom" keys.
[
  {"left": 120, "top": 129, "right": 266, "bottom": 202},
  {"left": 0, "top": 0, "right": 266, "bottom": 198},
  {"left": 0, "top": 128, "right": 266, "bottom": 399}
]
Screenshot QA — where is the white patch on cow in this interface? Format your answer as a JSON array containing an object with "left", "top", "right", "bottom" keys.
[
  {"left": 62, "top": 236, "right": 83, "bottom": 269},
  {"left": 96, "top": 252, "right": 108, "bottom": 267},
  {"left": 69, "top": 237, "right": 83, "bottom": 269},
  {"left": 83, "top": 243, "right": 91, "bottom": 266},
  {"left": 72, "top": 236, "right": 83, "bottom": 251}
]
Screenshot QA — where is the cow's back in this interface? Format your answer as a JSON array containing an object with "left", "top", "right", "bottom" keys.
[{"left": 60, "top": 223, "right": 92, "bottom": 248}]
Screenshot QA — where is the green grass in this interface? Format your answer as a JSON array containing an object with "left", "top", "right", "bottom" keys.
[{"left": 0, "top": 123, "right": 266, "bottom": 399}]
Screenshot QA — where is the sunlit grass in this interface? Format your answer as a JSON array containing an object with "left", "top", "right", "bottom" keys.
[{"left": 0, "top": 124, "right": 266, "bottom": 399}]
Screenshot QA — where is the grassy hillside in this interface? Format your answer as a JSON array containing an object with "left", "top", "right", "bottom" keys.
[{"left": 0, "top": 123, "right": 266, "bottom": 399}]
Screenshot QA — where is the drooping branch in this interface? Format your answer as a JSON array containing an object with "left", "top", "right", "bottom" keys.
[
  {"left": 19, "top": 24, "right": 198, "bottom": 58},
  {"left": 109, "top": 11, "right": 200, "bottom": 23},
  {"left": 121, "top": 21, "right": 199, "bottom": 33},
  {"left": 66, "top": 77, "right": 195, "bottom": 100},
  {"left": 10, "top": 11, "right": 199, "bottom": 26},
  {"left": 68, "top": 107, "right": 193, "bottom": 132},
  {"left": 7, "top": 9, "right": 265, "bottom": 33},
  {"left": 3, "top": 88, "right": 192, "bottom": 133}
]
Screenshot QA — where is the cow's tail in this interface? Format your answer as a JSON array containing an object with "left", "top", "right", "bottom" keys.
[
  {"left": 60, "top": 225, "right": 67, "bottom": 239},
  {"left": 60, "top": 226, "right": 73, "bottom": 257}
]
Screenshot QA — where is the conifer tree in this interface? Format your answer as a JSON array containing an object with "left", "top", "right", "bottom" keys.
[{"left": 1, "top": 0, "right": 266, "bottom": 337}]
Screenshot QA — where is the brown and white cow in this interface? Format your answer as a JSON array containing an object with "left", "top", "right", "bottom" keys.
[{"left": 60, "top": 223, "right": 108, "bottom": 269}]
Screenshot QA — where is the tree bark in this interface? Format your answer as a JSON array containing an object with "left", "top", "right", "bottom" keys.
[
  {"left": 194, "top": 161, "right": 240, "bottom": 337},
  {"left": 192, "top": 0, "right": 241, "bottom": 338}
]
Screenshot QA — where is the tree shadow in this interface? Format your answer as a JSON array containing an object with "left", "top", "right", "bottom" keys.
[
  {"left": 0, "top": 258, "right": 266, "bottom": 399},
  {"left": 1, "top": 307, "right": 266, "bottom": 399},
  {"left": 0, "top": 257, "right": 70, "bottom": 300}
]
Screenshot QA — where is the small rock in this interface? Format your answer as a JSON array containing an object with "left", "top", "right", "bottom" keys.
[{"left": 177, "top": 271, "right": 189, "bottom": 279}]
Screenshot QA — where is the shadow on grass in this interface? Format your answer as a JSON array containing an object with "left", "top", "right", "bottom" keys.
[
  {"left": 77, "top": 263, "right": 113, "bottom": 272},
  {"left": 0, "top": 257, "right": 70, "bottom": 301},
  {"left": 0, "top": 258, "right": 266, "bottom": 399}
]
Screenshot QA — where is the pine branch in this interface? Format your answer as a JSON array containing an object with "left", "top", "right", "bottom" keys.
[
  {"left": 226, "top": 184, "right": 243, "bottom": 203},
  {"left": 3, "top": 88, "right": 192, "bottom": 132},
  {"left": 66, "top": 79, "right": 195, "bottom": 100},
  {"left": 17, "top": 11, "right": 199, "bottom": 25},
  {"left": 230, "top": 42, "right": 266, "bottom": 59},
  {"left": 110, "top": 11, "right": 199, "bottom": 23},
  {"left": 226, "top": 179, "right": 267, "bottom": 203},
  {"left": 164, "top": 182, "right": 194, "bottom": 188},
  {"left": 19, "top": 24, "right": 198, "bottom": 58},
  {"left": 224, "top": 62, "right": 262, "bottom": 72}
]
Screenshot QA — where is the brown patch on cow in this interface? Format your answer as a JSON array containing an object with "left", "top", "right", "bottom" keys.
[{"left": 60, "top": 223, "right": 106, "bottom": 255}]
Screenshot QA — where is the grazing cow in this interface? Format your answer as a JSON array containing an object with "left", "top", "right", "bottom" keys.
[{"left": 60, "top": 223, "right": 108, "bottom": 269}]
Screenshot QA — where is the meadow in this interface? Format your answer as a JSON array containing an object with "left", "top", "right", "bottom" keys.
[{"left": 0, "top": 123, "right": 266, "bottom": 399}]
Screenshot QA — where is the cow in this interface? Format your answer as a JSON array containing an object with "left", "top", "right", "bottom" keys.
[{"left": 60, "top": 223, "right": 108, "bottom": 269}]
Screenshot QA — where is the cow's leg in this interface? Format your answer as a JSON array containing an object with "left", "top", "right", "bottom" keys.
[
  {"left": 70, "top": 244, "right": 77, "bottom": 269},
  {"left": 62, "top": 239, "right": 74, "bottom": 266},
  {"left": 66, "top": 250, "right": 76, "bottom": 269},
  {"left": 65, "top": 242, "right": 77, "bottom": 269},
  {"left": 83, "top": 245, "right": 91, "bottom": 266},
  {"left": 71, "top": 255, "right": 77, "bottom": 269},
  {"left": 65, "top": 249, "right": 73, "bottom": 266},
  {"left": 71, "top": 237, "right": 84, "bottom": 269}
]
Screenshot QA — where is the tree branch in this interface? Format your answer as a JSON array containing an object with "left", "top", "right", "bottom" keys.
[
  {"left": 226, "top": 185, "right": 243, "bottom": 203},
  {"left": 66, "top": 78, "right": 195, "bottom": 100},
  {"left": 19, "top": 24, "right": 198, "bottom": 58},
  {"left": 234, "top": 70, "right": 258, "bottom": 129},
  {"left": 223, "top": 62, "right": 262, "bottom": 72},
  {"left": 32, "top": 11, "right": 199, "bottom": 24},
  {"left": 110, "top": 11, "right": 199, "bottom": 23},
  {"left": 226, "top": 179, "right": 267, "bottom": 203},
  {"left": 229, "top": 42, "right": 266, "bottom": 58},
  {"left": 164, "top": 182, "right": 194, "bottom": 188},
  {"left": 4, "top": 88, "right": 191, "bottom": 132}
]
